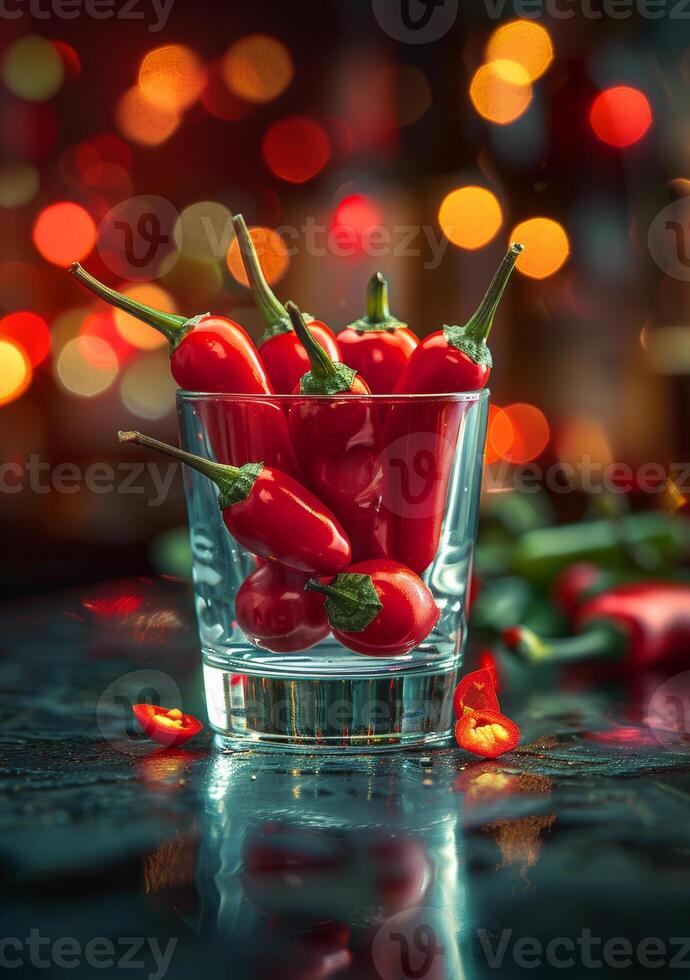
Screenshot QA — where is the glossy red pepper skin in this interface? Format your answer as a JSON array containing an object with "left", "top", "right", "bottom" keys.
[
  {"left": 453, "top": 668, "right": 500, "bottom": 719},
  {"left": 307, "top": 559, "right": 439, "bottom": 657},
  {"left": 455, "top": 708, "right": 520, "bottom": 758},
  {"left": 132, "top": 703, "right": 203, "bottom": 746},
  {"left": 235, "top": 564, "right": 330, "bottom": 652},
  {"left": 119, "top": 431, "right": 351, "bottom": 575},
  {"left": 338, "top": 273, "right": 418, "bottom": 394},
  {"left": 231, "top": 214, "right": 342, "bottom": 393}
]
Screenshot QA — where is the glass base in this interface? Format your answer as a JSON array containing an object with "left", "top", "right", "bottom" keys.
[{"left": 203, "top": 645, "right": 460, "bottom": 753}]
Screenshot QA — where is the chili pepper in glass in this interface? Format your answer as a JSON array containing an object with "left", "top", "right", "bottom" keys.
[
  {"left": 235, "top": 563, "right": 330, "bottom": 653},
  {"left": 132, "top": 704, "right": 203, "bottom": 747},
  {"left": 306, "top": 559, "right": 439, "bottom": 656},
  {"left": 337, "top": 273, "right": 418, "bottom": 394},
  {"left": 453, "top": 667, "right": 500, "bottom": 719},
  {"left": 504, "top": 581, "right": 690, "bottom": 668},
  {"left": 455, "top": 708, "right": 520, "bottom": 758},
  {"left": 70, "top": 262, "right": 300, "bottom": 477},
  {"left": 232, "top": 214, "right": 341, "bottom": 394},
  {"left": 384, "top": 247, "right": 522, "bottom": 575},
  {"left": 286, "top": 302, "right": 393, "bottom": 561},
  {"left": 118, "top": 430, "right": 351, "bottom": 575}
]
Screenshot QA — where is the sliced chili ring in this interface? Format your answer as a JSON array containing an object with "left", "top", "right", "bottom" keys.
[
  {"left": 453, "top": 667, "right": 500, "bottom": 719},
  {"left": 455, "top": 708, "right": 520, "bottom": 759},
  {"left": 132, "top": 703, "right": 203, "bottom": 747}
]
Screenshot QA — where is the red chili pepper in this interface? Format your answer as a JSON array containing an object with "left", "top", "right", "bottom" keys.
[
  {"left": 382, "top": 248, "right": 521, "bottom": 574},
  {"left": 503, "top": 581, "right": 690, "bottom": 667},
  {"left": 232, "top": 214, "right": 341, "bottom": 394},
  {"left": 132, "top": 703, "right": 202, "bottom": 746},
  {"left": 551, "top": 561, "right": 614, "bottom": 618},
  {"left": 306, "top": 559, "right": 439, "bottom": 656},
  {"left": 479, "top": 650, "right": 500, "bottom": 692},
  {"left": 286, "top": 302, "right": 392, "bottom": 561},
  {"left": 70, "top": 262, "right": 271, "bottom": 394},
  {"left": 236, "top": 563, "right": 330, "bottom": 653},
  {"left": 454, "top": 708, "right": 520, "bottom": 759},
  {"left": 119, "top": 430, "right": 351, "bottom": 575},
  {"left": 337, "top": 273, "right": 418, "bottom": 394},
  {"left": 453, "top": 668, "right": 500, "bottom": 719},
  {"left": 393, "top": 244, "right": 523, "bottom": 395}
]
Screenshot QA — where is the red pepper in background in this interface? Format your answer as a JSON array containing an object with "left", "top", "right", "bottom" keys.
[
  {"left": 337, "top": 273, "right": 418, "bottom": 394},
  {"left": 119, "top": 430, "right": 351, "bottom": 575},
  {"left": 479, "top": 650, "right": 500, "bottom": 692},
  {"left": 394, "top": 244, "right": 523, "bottom": 395},
  {"left": 453, "top": 668, "right": 500, "bottom": 719},
  {"left": 132, "top": 704, "right": 202, "bottom": 746},
  {"left": 384, "top": 246, "right": 522, "bottom": 575},
  {"left": 235, "top": 563, "right": 330, "bottom": 652},
  {"left": 503, "top": 581, "right": 690, "bottom": 667},
  {"left": 232, "top": 214, "right": 341, "bottom": 394},
  {"left": 552, "top": 561, "right": 617, "bottom": 619},
  {"left": 286, "top": 302, "right": 392, "bottom": 561},
  {"left": 306, "top": 559, "right": 439, "bottom": 656},
  {"left": 71, "top": 262, "right": 271, "bottom": 394},
  {"left": 455, "top": 708, "right": 520, "bottom": 759}
]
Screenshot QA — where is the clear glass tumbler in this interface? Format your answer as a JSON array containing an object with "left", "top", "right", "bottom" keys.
[{"left": 177, "top": 389, "right": 489, "bottom": 752}]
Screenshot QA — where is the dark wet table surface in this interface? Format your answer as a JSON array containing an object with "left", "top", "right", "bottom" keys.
[{"left": 2, "top": 577, "right": 690, "bottom": 979}]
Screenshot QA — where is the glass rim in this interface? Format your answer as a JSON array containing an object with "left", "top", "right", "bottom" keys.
[{"left": 176, "top": 388, "right": 490, "bottom": 403}]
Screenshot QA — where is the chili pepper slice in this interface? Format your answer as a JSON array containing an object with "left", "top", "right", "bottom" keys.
[
  {"left": 232, "top": 214, "right": 341, "bottom": 394},
  {"left": 453, "top": 668, "right": 500, "bottom": 719},
  {"left": 132, "top": 703, "right": 202, "bottom": 747},
  {"left": 455, "top": 708, "right": 520, "bottom": 759},
  {"left": 119, "top": 430, "right": 351, "bottom": 575},
  {"left": 236, "top": 563, "right": 330, "bottom": 653},
  {"left": 503, "top": 581, "right": 690, "bottom": 667},
  {"left": 338, "top": 273, "right": 419, "bottom": 394},
  {"left": 479, "top": 650, "right": 500, "bottom": 692},
  {"left": 306, "top": 559, "right": 439, "bottom": 656}
]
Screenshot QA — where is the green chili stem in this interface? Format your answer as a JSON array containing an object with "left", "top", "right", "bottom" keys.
[
  {"left": 286, "top": 301, "right": 336, "bottom": 379},
  {"left": 118, "top": 430, "right": 238, "bottom": 486},
  {"left": 512, "top": 623, "right": 624, "bottom": 664},
  {"left": 231, "top": 214, "right": 287, "bottom": 329},
  {"left": 71, "top": 264, "right": 190, "bottom": 347},
  {"left": 462, "top": 243, "right": 523, "bottom": 345},
  {"left": 366, "top": 273, "right": 390, "bottom": 323}
]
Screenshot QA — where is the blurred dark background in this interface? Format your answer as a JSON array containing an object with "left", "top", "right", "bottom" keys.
[{"left": 1, "top": 0, "right": 688, "bottom": 597}]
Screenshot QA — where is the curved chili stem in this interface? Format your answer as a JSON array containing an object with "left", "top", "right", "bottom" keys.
[
  {"left": 504, "top": 623, "right": 625, "bottom": 664},
  {"left": 231, "top": 214, "right": 288, "bottom": 330},
  {"left": 286, "top": 301, "right": 337, "bottom": 380},
  {"left": 70, "top": 263, "right": 193, "bottom": 349},
  {"left": 462, "top": 243, "right": 523, "bottom": 345}
]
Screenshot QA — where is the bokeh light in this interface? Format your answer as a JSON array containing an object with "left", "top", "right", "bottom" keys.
[
  {"left": 173, "top": 201, "right": 232, "bottom": 262},
  {"left": 222, "top": 34, "right": 293, "bottom": 103},
  {"left": 120, "top": 352, "right": 177, "bottom": 419},
  {"left": 485, "top": 405, "right": 514, "bottom": 464},
  {"left": 0, "top": 312, "right": 51, "bottom": 367},
  {"left": 556, "top": 416, "right": 612, "bottom": 470},
  {"left": 502, "top": 404, "right": 550, "bottom": 463},
  {"left": 0, "top": 339, "right": 32, "bottom": 407},
  {"left": 0, "top": 163, "right": 39, "bottom": 209},
  {"left": 201, "top": 59, "right": 252, "bottom": 121},
  {"left": 510, "top": 217, "right": 569, "bottom": 278},
  {"left": 53, "top": 41, "right": 81, "bottom": 82},
  {"left": 79, "top": 311, "right": 135, "bottom": 366},
  {"left": 262, "top": 117, "right": 330, "bottom": 183},
  {"left": 227, "top": 226, "right": 289, "bottom": 286},
  {"left": 116, "top": 86, "right": 179, "bottom": 146},
  {"left": 589, "top": 86, "right": 652, "bottom": 148},
  {"left": 138, "top": 45, "right": 206, "bottom": 111},
  {"left": 113, "top": 283, "right": 177, "bottom": 350},
  {"left": 55, "top": 337, "right": 118, "bottom": 397},
  {"left": 32, "top": 202, "right": 97, "bottom": 266},
  {"left": 332, "top": 194, "right": 384, "bottom": 252},
  {"left": 486, "top": 21, "right": 553, "bottom": 82},
  {"left": 470, "top": 60, "right": 532, "bottom": 125},
  {"left": 438, "top": 186, "right": 503, "bottom": 250},
  {"left": 2, "top": 35, "right": 64, "bottom": 102}
]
